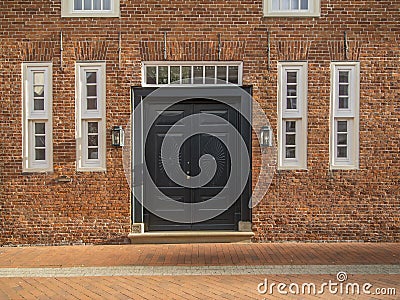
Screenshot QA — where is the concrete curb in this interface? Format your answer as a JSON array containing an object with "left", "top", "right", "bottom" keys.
[{"left": 0, "top": 264, "right": 399, "bottom": 278}]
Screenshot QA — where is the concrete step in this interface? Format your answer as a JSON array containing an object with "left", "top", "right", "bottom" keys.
[{"left": 128, "top": 231, "right": 254, "bottom": 244}]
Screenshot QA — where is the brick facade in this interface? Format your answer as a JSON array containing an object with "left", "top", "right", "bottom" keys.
[{"left": 0, "top": 0, "right": 399, "bottom": 245}]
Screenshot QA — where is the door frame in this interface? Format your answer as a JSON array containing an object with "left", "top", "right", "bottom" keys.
[{"left": 131, "top": 86, "right": 252, "bottom": 231}]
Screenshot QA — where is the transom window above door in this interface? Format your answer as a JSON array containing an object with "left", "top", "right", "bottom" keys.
[
  {"left": 142, "top": 62, "right": 243, "bottom": 86},
  {"left": 264, "top": 0, "right": 320, "bottom": 17}
]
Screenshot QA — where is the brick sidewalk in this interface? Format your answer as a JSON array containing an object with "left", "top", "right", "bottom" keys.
[
  {"left": 0, "top": 274, "right": 399, "bottom": 299},
  {"left": 0, "top": 243, "right": 398, "bottom": 299},
  {"left": 0, "top": 243, "right": 398, "bottom": 268}
]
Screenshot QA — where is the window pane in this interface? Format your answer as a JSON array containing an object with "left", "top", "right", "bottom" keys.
[
  {"left": 87, "top": 85, "right": 97, "bottom": 97},
  {"left": 88, "top": 135, "right": 98, "bottom": 147},
  {"left": 339, "top": 71, "right": 349, "bottom": 83},
  {"left": 93, "top": 0, "right": 101, "bottom": 10},
  {"left": 300, "top": 0, "right": 308, "bottom": 9},
  {"left": 287, "top": 72, "right": 297, "bottom": 83},
  {"left": 339, "top": 97, "right": 349, "bottom": 109},
  {"left": 33, "top": 72, "right": 44, "bottom": 85},
  {"left": 103, "top": 0, "right": 111, "bottom": 10},
  {"left": 35, "top": 149, "right": 46, "bottom": 161},
  {"left": 205, "top": 66, "right": 215, "bottom": 84},
  {"left": 193, "top": 66, "right": 203, "bottom": 84},
  {"left": 88, "top": 122, "right": 98, "bottom": 134},
  {"left": 272, "top": 0, "right": 279, "bottom": 10},
  {"left": 287, "top": 85, "right": 297, "bottom": 97},
  {"left": 158, "top": 66, "right": 168, "bottom": 84},
  {"left": 337, "top": 121, "right": 347, "bottom": 132},
  {"left": 282, "top": 0, "right": 290, "bottom": 10},
  {"left": 286, "top": 134, "right": 296, "bottom": 145},
  {"left": 291, "top": 0, "right": 299, "bottom": 10},
  {"left": 74, "top": 0, "right": 82, "bottom": 10},
  {"left": 87, "top": 98, "right": 97, "bottom": 110},
  {"left": 170, "top": 66, "right": 180, "bottom": 83},
  {"left": 337, "top": 133, "right": 347, "bottom": 145},
  {"left": 339, "top": 84, "right": 348, "bottom": 96},
  {"left": 182, "top": 66, "right": 191, "bottom": 84},
  {"left": 228, "top": 66, "right": 239, "bottom": 84},
  {"left": 287, "top": 98, "right": 297, "bottom": 110},
  {"left": 84, "top": 0, "right": 91, "bottom": 10},
  {"left": 86, "top": 72, "right": 97, "bottom": 83},
  {"left": 146, "top": 66, "right": 156, "bottom": 84},
  {"left": 286, "top": 121, "right": 296, "bottom": 133},
  {"left": 35, "top": 136, "right": 45, "bottom": 147},
  {"left": 34, "top": 99, "right": 45, "bottom": 111},
  {"left": 88, "top": 148, "right": 99, "bottom": 159},
  {"left": 217, "top": 66, "right": 227, "bottom": 82},
  {"left": 34, "top": 86, "right": 44, "bottom": 98},
  {"left": 285, "top": 147, "right": 296, "bottom": 159},
  {"left": 337, "top": 147, "right": 347, "bottom": 158},
  {"left": 35, "top": 123, "right": 45, "bottom": 134}
]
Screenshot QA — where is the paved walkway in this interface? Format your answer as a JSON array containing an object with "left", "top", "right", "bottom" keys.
[{"left": 0, "top": 243, "right": 398, "bottom": 299}]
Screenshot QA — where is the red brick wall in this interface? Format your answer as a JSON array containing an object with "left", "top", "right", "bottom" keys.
[{"left": 0, "top": 0, "right": 399, "bottom": 245}]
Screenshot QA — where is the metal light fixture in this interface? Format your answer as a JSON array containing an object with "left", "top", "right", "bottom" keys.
[
  {"left": 112, "top": 126, "right": 124, "bottom": 147},
  {"left": 260, "top": 125, "right": 273, "bottom": 147}
]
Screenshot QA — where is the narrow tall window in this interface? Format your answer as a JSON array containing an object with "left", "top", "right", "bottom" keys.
[
  {"left": 22, "top": 63, "right": 53, "bottom": 172},
  {"left": 76, "top": 62, "right": 106, "bottom": 171},
  {"left": 278, "top": 62, "right": 307, "bottom": 170},
  {"left": 330, "top": 62, "right": 360, "bottom": 169}
]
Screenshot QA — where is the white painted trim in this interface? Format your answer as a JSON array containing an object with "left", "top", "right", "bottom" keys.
[
  {"left": 277, "top": 61, "right": 308, "bottom": 170},
  {"left": 61, "top": 0, "right": 120, "bottom": 17},
  {"left": 330, "top": 62, "right": 360, "bottom": 170},
  {"left": 142, "top": 61, "right": 243, "bottom": 87},
  {"left": 22, "top": 62, "right": 53, "bottom": 173},
  {"left": 76, "top": 62, "right": 107, "bottom": 172},
  {"left": 263, "top": 0, "right": 320, "bottom": 17}
]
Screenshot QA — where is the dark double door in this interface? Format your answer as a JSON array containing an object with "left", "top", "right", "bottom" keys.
[{"left": 144, "top": 99, "right": 241, "bottom": 231}]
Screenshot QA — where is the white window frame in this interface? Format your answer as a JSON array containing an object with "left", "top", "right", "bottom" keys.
[
  {"left": 61, "top": 0, "right": 120, "bottom": 17},
  {"left": 142, "top": 61, "right": 243, "bottom": 87},
  {"left": 22, "top": 62, "right": 53, "bottom": 172},
  {"left": 263, "top": 0, "right": 320, "bottom": 17},
  {"left": 277, "top": 61, "right": 308, "bottom": 170},
  {"left": 330, "top": 62, "right": 360, "bottom": 170},
  {"left": 76, "top": 62, "right": 106, "bottom": 171}
]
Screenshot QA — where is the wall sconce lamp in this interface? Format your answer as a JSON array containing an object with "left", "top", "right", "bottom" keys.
[
  {"left": 260, "top": 125, "right": 273, "bottom": 147},
  {"left": 112, "top": 126, "right": 125, "bottom": 147}
]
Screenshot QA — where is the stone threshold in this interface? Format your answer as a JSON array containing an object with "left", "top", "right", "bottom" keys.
[{"left": 128, "top": 231, "right": 254, "bottom": 244}]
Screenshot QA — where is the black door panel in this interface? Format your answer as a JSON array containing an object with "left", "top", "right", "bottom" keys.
[{"left": 144, "top": 99, "right": 243, "bottom": 231}]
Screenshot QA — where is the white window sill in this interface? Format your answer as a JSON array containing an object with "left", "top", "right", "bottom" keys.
[
  {"left": 61, "top": 11, "right": 120, "bottom": 18},
  {"left": 278, "top": 165, "right": 308, "bottom": 171},
  {"left": 330, "top": 165, "right": 359, "bottom": 171},
  {"left": 77, "top": 166, "right": 107, "bottom": 172},
  {"left": 263, "top": 11, "right": 320, "bottom": 17},
  {"left": 22, "top": 167, "right": 53, "bottom": 173}
]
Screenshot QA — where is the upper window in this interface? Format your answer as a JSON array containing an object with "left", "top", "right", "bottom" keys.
[
  {"left": 61, "top": 0, "right": 120, "bottom": 17},
  {"left": 142, "top": 62, "right": 243, "bottom": 86},
  {"left": 264, "top": 0, "right": 320, "bottom": 17}
]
